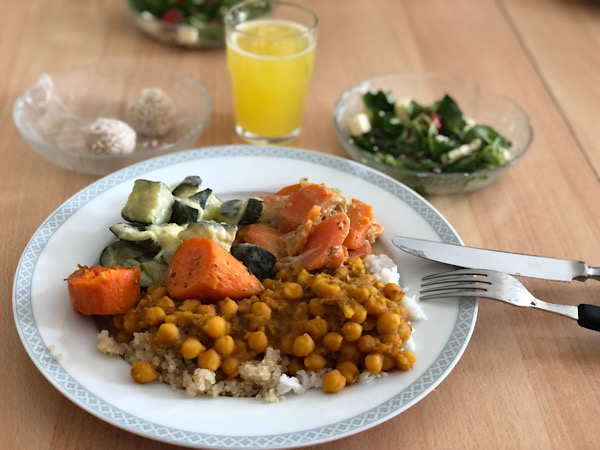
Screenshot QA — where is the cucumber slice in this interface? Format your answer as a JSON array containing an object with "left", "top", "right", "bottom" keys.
[{"left": 121, "top": 179, "right": 174, "bottom": 225}]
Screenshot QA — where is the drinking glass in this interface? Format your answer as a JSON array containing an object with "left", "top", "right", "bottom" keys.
[{"left": 225, "top": 0, "right": 318, "bottom": 144}]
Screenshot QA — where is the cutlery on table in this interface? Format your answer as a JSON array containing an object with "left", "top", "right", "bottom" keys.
[
  {"left": 420, "top": 269, "right": 600, "bottom": 332},
  {"left": 392, "top": 236, "right": 600, "bottom": 282}
]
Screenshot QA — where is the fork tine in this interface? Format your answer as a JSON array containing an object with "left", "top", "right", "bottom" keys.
[
  {"left": 420, "top": 291, "right": 482, "bottom": 300},
  {"left": 421, "top": 268, "right": 493, "bottom": 281}
]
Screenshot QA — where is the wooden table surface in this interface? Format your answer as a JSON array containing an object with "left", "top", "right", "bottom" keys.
[{"left": 2, "top": 0, "right": 599, "bottom": 448}]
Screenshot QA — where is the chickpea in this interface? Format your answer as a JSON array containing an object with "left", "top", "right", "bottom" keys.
[
  {"left": 377, "top": 312, "right": 401, "bottom": 334},
  {"left": 350, "top": 304, "right": 367, "bottom": 324},
  {"left": 304, "top": 353, "right": 327, "bottom": 372},
  {"left": 381, "top": 332, "right": 403, "bottom": 347},
  {"left": 351, "top": 287, "right": 370, "bottom": 303},
  {"left": 116, "top": 331, "right": 131, "bottom": 344},
  {"left": 293, "top": 302, "right": 308, "bottom": 319},
  {"left": 341, "top": 322, "right": 363, "bottom": 342},
  {"left": 197, "top": 304, "right": 216, "bottom": 316},
  {"left": 296, "top": 269, "right": 313, "bottom": 286},
  {"left": 364, "top": 296, "right": 387, "bottom": 316},
  {"left": 155, "top": 323, "right": 180, "bottom": 347},
  {"left": 396, "top": 350, "right": 417, "bottom": 371},
  {"left": 130, "top": 361, "right": 157, "bottom": 384},
  {"left": 383, "top": 283, "right": 404, "bottom": 302},
  {"left": 282, "top": 282, "right": 304, "bottom": 300},
  {"left": 214, "top": 335, "right": 234, "bottom": 356},
  {"left": 305, "top": 316, "right": 328, "bottom": 341},
  {"left": 178, "top": 299, "right": 200, "bottom": 312},
  {"left": 311, "top": 278, "right": 340, "bottom": 297},
  {"left": 251, "top": 302, "right": 272, "bottom": 321},
  {"left": 144, "top": 306, "right": 166, "bottom": 326},
  {"left": 382, "top": 354, "right": 396, "bottom": 371},
  {"left": 337, "top": 361, "right": 359, "bottom": 384},
  {"left": 221, "top": 357, "right": 239, "bottom": 379},
  {"left": 156, "top": 296, "right": 176, "bottom": 314},
  {"left": 147, "top": 285, "right": 168, "bottom": 302},
  {"left": 203, "top": 316, "right": 227, "bottom": 339},
  {"left": 322, "top": 332, "right": 343, "bottom": 353},
  {"left": 293, "top": 333, "right": 315, "bottom": 357},
  {"left": 218, "top": 298, "right": 238, "bottom": 320},
  {"left": 123, "top": 313, "right": 140, "bottom": 334},
  {"left": 398, "top": 321, "right": 412, "bottom": 342},
  {"left": 322, "top": 369, "right": 346, "bottom": 393},
  {"left": 180, "top": 337, "right": 206, "bottom": 360},
  {"left": 364, "top": 353, "right": 383, "bottom": 374},
  {"left": 197, "top": 348, "right": 221, "bottom": 371},
  {"left": 357, "top": 334, "right": 376, "bottom": 353},
  {"left": 247, "top": 331, "right": 269, "bottom": 353}
]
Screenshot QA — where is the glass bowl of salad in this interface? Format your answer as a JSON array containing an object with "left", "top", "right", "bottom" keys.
[
  {"left": 334, "top": 73, "right": 533, "bottom": 195},
  {"left": 127, "top": 0, "right": 243, "bottom": 48}
]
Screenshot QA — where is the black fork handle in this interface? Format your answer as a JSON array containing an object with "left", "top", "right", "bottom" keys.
[{"left": 578, "top": 304, "right": 600, "bottom": 332}]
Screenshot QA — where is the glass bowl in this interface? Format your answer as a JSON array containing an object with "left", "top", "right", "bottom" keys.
[
  {"left": 13, "top": 61, "right": 212, "bottom": 175},
  {"left": 334, "top": 73, "right": 533, "bottom": 195},
  {"left": 127, "top": 0, "right": 242, "bottom": 49}
]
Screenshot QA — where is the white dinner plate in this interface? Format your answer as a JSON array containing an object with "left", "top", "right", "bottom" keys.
[{"left": 13, "top": 145, "right": 477, "bottom": 448}]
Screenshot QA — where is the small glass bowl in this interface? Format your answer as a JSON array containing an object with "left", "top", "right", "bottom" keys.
[
  {"left": 334, "top": 73, "right": 533, "bottom": 195},
  {"left": 127, "top": 0, "right": 235, "bottom": 49},
  {"left": 13, "top": 61, "right": 212, "bottom": 175}
]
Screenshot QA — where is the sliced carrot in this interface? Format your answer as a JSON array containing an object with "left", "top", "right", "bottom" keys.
[
  {"left": 275, "top": 183, "right": 303, "bottom": 196},
  {"left": 343, "top": 199, "right": 375, "bottom": 250},
  {"left": 298, "top": 212, "right": 351, "bottom": 270},
  {"left": 66, "top": 265, "right": 141, "bottom": 315},
  {"left": 166, "top": 237, "right": 262, "bottom": 302},
  {"left": 278, "top": 183, "right": 338, "bottom": 233},
  {"left": 348, "top": 242, "right": 373, "bottom": 259},
  {"left": 237, "top": 223, "right": 286, "bottom": 258},
  {"left": 324, "top": 246, "right": 348, "bottom": 269},
  {"left": 284, "top": 204, "right": 321, "bottom": 256}
]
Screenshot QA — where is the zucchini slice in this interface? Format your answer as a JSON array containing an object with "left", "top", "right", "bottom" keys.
[
  {"left": 189, "top": 188, "right": 213, "bottom": 208},
  {"left": 230, "top": 243, "right": 276, "bottom": 281},
  {"left": 170, "top": 198, "right": 203, "bottom": 225},
  {"left": 99, "top": 240, "right": 149, "bottom": 267},
  {"left": 200, "top": 193, "right": 223, "bottom": 221},
  {"left": 139, "top": 260, "right": 168, "bottom": 287},
  {"left": 172, "top": 175, "right": 202, "bottom": 198},
  {"left": 146, "top": 223, "right": 188, "bottom": 264},
  {"left": 109, "top": 223, "right": 160, "bottom": 252},
  {"left": 179, "top": 220, "right": 237, "bottom": 251},
  {"left": 121, "top": 179, "right": 174, "bottom": 225},
  {"left": 217, "top": 197, "right": 264, "bottom": 225}
]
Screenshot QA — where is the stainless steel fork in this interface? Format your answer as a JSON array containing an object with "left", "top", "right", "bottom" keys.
[{"left": 420, "top": 269, "right": 600, "bottom": 332}]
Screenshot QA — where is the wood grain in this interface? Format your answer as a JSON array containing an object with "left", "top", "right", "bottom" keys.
[{"left": 2, "top": 0, "right": 599, "bottom": 449}]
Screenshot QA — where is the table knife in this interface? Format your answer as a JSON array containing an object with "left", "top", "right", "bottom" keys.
[{"left": 392, "top": 236, "right": 600, "bottom": 282}]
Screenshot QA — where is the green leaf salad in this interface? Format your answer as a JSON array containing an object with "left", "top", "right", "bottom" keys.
[{"left": 347, "top": 91, "right": 512, "bottom": 173}]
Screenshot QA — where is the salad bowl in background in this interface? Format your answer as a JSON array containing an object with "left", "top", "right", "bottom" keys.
[{"left": 334, "top": 73, "right": 533, "bottom": 195}]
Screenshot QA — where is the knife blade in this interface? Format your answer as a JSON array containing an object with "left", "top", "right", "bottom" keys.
[{"left": 392, "top": 236, "right": 600, "bottom": 282}]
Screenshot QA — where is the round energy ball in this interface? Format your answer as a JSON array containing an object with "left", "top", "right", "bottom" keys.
[
  {"left": 126, "top": 88, "right": 175, "bottom": 138},
  {"left": 84, "top": 118, "right": 136, "bottom": 155}
]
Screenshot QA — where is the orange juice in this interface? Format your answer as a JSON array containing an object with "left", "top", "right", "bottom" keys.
[{"left": 226, "top": 19, "right": 316, "bottom": 140}]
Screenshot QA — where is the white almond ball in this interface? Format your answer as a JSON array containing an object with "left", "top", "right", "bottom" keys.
[
  {"left": 126, "top": 88, "right": 175, "bottom": 138},
  {"left": 84, "top": 118, "right": 137, "bottom": 155}
]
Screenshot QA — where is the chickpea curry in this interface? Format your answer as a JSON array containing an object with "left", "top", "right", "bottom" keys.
[{"left": 68, "top": 177, "right": 420, "bottom": 399}]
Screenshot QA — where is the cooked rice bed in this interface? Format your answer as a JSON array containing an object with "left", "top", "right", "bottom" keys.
[{"left": 101, "top": 256, "right": 416, "bottom": 398}]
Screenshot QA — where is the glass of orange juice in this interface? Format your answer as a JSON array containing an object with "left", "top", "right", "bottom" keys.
[{"left": 225, "top": 0, "right": 318, "bottom": 144}]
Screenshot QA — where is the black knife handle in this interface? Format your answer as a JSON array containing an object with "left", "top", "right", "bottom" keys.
[{"left": 577, "top": 304, "right": 600, "bottom": 332}]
